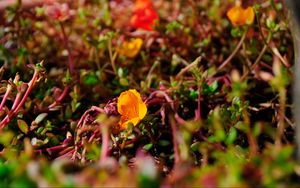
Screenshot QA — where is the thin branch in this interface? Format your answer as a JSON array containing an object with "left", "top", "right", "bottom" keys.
[
  {"left": 100, "top": 123, "right": 109, "bottom": 164},
  {"left": 217, "top": 29, "right": 247, "bottom": 71},
  {"left": 48, "top": 86, "right": 70, "bottom": 110},
  {"left": 169, "top": 115, "right": 180, "bottom": 166},
  {"left": 147, "top": 90, "right": 185, "bottom": 124},
  {"left": 145, "top": 60, "right": 159, "bottom": 89},
  {"left": 108, "top": 39, "right": 117, "bottom": 75},
  {"left": 176, "top": 57, "right": 202, "bottom": 80},
  {"left": 252, "top": 33, "right": 272, "bottom": 69},
  {"left": 0, "top": 83, "right": 12, "bottom": 112},
  {"left": 195, "top": 83, "right": 201, "bottom": 121}
]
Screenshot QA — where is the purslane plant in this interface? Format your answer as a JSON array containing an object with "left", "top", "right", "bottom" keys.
[{"left": 0, "top": 63, "right": 45, "bottom": 129}]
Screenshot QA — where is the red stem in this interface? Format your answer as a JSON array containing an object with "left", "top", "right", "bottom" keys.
[
  {"left": 169, "top": 115, "right": 180, "bottom": 166},
  {"left": 100, "top": 124, "right": 109, "bottom": 164},
  {"left": 11, "top": 92, "right": 22, "bottom": 111},
  {"left": 147, "top": 90, "right": 186, "bottom": 124},
  {"left": 12, "top": 71, "right": 38, "bottom": 114},
  {"left": 55, "top": 150, "right": 75, "bottom": 160},
  {"left": 0, "top": 68, "right": 39, "bottom": 128},
  {"left": 77, "top": 106, "right": 105, "bottom": 128},
  {"left": 48, "top": 86, "right": 69, "bottom": 109},
  {"left": 0, "top": 85, "right": 12, "bottom": 111}
]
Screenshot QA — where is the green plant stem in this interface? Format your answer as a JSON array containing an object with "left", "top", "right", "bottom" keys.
[
  {"left": 145, "top": 60, "right": 159, "bottom": 89},
  {"left": 175, "top": 57, "right": 201, "bottom": 79},
  {"left": 275, "top": 88, "right": 286, "bottom": 149},
  {"left": 241, "top": 98, "right": 258, "bottom": 157},
  {"left": 108, "top": 39, "right": 117, "bottom": 75},
  {"left": 196, "top": 83, "right": 202, "bottom": 121},
  {"left": 252, "top": 33, "right": 272, "bottom": 69},
  {"left": 241, "top": 32, "right": 272, "bottom": 80},
  {"left": 255, "top": 8, "right": 291, "bottom": 70}
]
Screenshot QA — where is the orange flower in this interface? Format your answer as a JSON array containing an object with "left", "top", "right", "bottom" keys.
[
  {"left": 227, "top": 6, "right": 255, "bottom": 26},
  {"left": 117, "top": 89, "right": 147, "bottom": 129},
  {"left": 117, "top": 38, "right": 143, "bottom": 58},
  {"left": 130, "top": 0, "right": 159, "bottom": 31}
]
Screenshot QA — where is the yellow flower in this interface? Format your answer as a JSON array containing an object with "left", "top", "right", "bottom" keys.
[
  {"left": 117, "top": 89, "right": 147, "bottom": 129},
  {"left": 118, "top": 38, "right": 143, "bottom": 58},
  {"left": 227, "top": 6, "right": 255, "bottom": 26}
]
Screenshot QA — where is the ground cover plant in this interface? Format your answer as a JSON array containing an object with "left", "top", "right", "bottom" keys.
[{"left": 0, "top": 0, "right": 299, "bottom": 187}]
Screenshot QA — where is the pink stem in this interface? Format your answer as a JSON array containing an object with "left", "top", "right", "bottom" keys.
[
  {"left": 48, "top": 86, "right": 69, "bottom": 109},
  {"left": 11, "top": 92, "right": 22, "bottom": 111},
  {"left": 45, "top": 145, "right": 67, "bottom": 155},
  {"left": 77, "top": 106, "right": 105, "bottom": 128},
  {"left": 88, "top": 132, "right": 97, "bottom": 143},
  {"left": 169, "top": 115, "right": 180, "bottom": 166},
  {"left": 12, "top": 71, "right": 38, "bottom": 114},
  {"left": 147, "top": 90, "right": 186, "bottom": 124},
  {"left": 58, "top": 146, "right": 74, "bottom": 155},
  {"left": 0, "top": 85, "right": 11, "bottom": 111},
  {"left": 55, "top": 150, "right": 75, "bottom": 160},
  {"left": 0, "top": 68, "right": 39, "bottom": 128},
  {"left": 100, "top": 124, "right": 109, "bottom": 164}
]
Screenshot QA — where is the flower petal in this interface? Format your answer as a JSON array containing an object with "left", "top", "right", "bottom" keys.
[
  {"left": 130, "top": 0, "right": 158, "bottom": 30},
  {"left": 243, "top": 7, "right": 255, "bottom": 25},
  {"left": 227, "top": 6, "right": 243, "bottom": 26},
  {"left": 117, "top": 89, "right": 147, "bottom": 129},
  {"left": 227, "top": 6, "right": 254, "bottom": 26},
  {"left": 120, "top": 117, "right": 141, "bottom": 130},
  {"left": 118, "top": 38, "right": 143, "bottom": 58},
  {"left": 127, "top": 89, "right": 147, "bottom": 119},
  {"left": 117, "top": 90, "right": 139, "bottom": 117}
]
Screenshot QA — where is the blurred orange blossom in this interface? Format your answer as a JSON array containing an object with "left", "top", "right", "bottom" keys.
[
  {"left": 117, "top": 89, "right": 147, "bottom": 129},
  {"left": 227, "top": 5, "right": 255, "bottom": 26},
  {"left": 117, "top": 38, "right": 143, "bottom": 58}
]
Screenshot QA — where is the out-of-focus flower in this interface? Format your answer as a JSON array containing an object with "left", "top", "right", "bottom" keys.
[
  {"left": 130, "top": 0, "right": 159, "bottom": 31},
  {"left": 45, "top": 3, "right": 71, "bottom": 22},
  {"left": 227, "top": 6, "right": 255, "bottom": 26},
  {"left": 117, "top": 89, "right": 147, "bottom": 129},
  {"left": 117, "top": 38, "right": 143, "bottom": 58}
]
